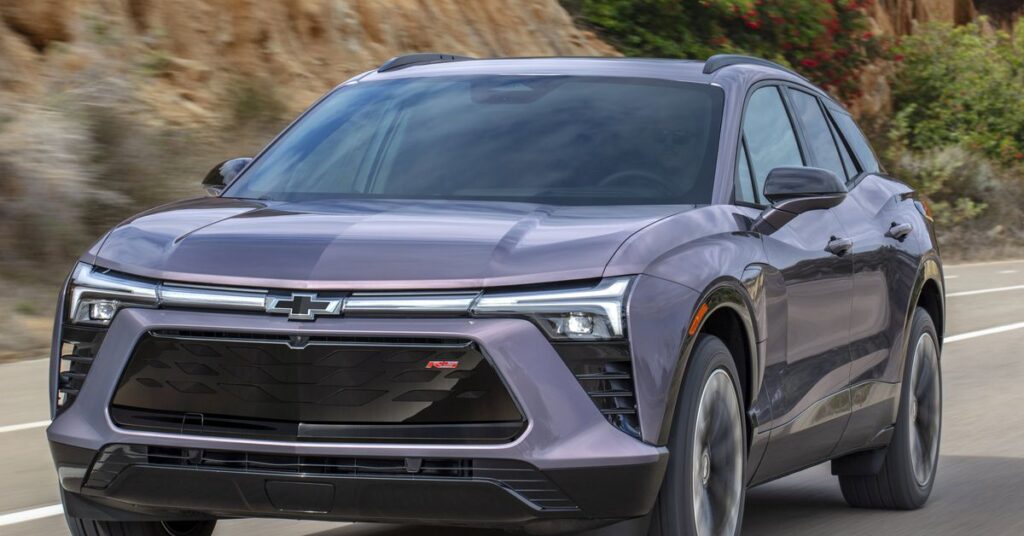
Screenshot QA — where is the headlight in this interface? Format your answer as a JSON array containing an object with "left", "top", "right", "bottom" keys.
[
  {"left": 472, "top": 277, "right": 632, "bottom": 340},
  {"left": 67, "top": 263, "right": 159, "bottom": 325}
]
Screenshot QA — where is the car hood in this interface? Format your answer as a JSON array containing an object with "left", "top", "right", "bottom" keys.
[{"left": 90, "top": 197, "right": 694, "bottom": 290}]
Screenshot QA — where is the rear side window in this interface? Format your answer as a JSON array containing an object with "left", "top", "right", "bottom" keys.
[
  {"left": 742, "top": 86, "right": 804, "bottom": 202},
  {"left": 789, "top": 90, "right": 846, "bottom": 180},
  {"left": 831, "top": 110, "right": 880, "bottom": 174}
]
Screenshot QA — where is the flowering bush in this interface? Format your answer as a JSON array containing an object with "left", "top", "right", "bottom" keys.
[{"left": 567, "top": 0, "right": 886, "bottom": 100}]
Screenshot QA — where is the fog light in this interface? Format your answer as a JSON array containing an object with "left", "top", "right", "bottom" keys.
[
  {"left": 564, "top": 312, "right": 595, "bottom": 336},
  {"left": 89, "top": 301, "right": 117, "bottom": 322}
]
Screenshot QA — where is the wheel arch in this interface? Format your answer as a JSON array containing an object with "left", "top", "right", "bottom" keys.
[
  {"left": 905, "top": 256, "right": 945, "bottom": 356},
  {"left": 656, "top": 278, "right": 762, "bottom": 445},
  {"left": 916, "top": 264, "right": 945, "bottom": 343}
]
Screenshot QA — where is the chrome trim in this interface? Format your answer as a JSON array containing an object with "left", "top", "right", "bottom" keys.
[
  {"left": 160, "top": 285, "right": 267, "bottom": 311},
  {"left": 68, "top": 264, "right": 634, "bottom": 335},
  {"left": 68, "top": 263, "right": 159, "bottom": 323},
  {"left": 472, "top": 277, "right": 631, "bottom": 336},
  {"left": 346, "top": 292, "right": 480, "bottom": 314},
  {"left": 148, "top": 331, "right": 474, "bottom": 349}
]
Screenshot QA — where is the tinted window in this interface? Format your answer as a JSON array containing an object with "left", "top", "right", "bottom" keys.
[
  {"left": 789, "top": 90, "right": 846, "bottom": 179},
  {"left": 226, "top": 76, "right": 724, "bottom": 205},
  {"left": 832, "top": 110, "right": 880, "bottom": 173},
  {"left": 735, "top": 142, "right": 755, "bottom": 203},
  {"left": 828, "top": 116, "right": 858, "bottom": 178},
  {"left": 742, "top": 86, "right": 804, "bottom": 202}
]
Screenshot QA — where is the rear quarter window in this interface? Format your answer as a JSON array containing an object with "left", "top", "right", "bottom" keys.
[{"left": 831, "top": 110, "right": 880, "bottom": 174}]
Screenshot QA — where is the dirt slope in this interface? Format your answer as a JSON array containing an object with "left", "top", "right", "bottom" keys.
[{"left": 0, "top": 0, "right": 616, "bottom": 125}]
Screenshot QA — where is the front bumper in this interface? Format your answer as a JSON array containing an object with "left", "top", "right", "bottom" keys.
[{"left": 49, "top": 308, "right": 667, "bottom": 527}]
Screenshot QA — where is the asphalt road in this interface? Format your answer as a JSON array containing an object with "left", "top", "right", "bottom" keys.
[{"left": 3, "top": 259, "right": 1024, "bottom": 535}]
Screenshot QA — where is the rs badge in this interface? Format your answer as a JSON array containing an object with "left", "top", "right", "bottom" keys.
[{"left": 426, "top": 361, "right": 459, "bottom": 369}]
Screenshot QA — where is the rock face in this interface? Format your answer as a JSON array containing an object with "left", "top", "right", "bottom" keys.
[
  {"left": 0, "top": 0, "right": 616, "bottom": 124},
  {"left": 0, "top": 0, "right": 1009, "bottom": 125},
  {"left": 870, "top": 0, "right": 977, "bottom": 35},
  {"left": 853, "top": 0, "right": 989, "bottom": 118}
]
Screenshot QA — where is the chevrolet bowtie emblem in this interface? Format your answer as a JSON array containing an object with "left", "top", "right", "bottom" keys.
[{"left": 265, "top": 293, "right": 343, "bottom": 321}]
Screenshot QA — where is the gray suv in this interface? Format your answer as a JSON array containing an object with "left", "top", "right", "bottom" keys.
[{"left": 49, "top": 54, "right": 944, "bottom": 536}]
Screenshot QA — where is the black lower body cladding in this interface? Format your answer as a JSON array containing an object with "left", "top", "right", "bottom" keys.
[{"left": 52, "top": 441, "right": 667, "bottom": 529}]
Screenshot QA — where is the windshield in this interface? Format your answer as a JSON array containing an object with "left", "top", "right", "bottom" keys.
[{"left": 226, "top": 75, "right": 724, "bottom": 205}]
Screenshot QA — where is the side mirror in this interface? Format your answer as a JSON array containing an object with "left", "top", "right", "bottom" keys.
[
  {"left": 202, "top": 157, "right": 252, "bottom": 196},
  {"left": 755, "top": 167, "right": 847, "bottom": 232}
]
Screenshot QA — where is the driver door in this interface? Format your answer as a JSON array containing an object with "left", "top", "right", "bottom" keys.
[{"left": 737, "top": 86, "right": 854, "bottom": 482}]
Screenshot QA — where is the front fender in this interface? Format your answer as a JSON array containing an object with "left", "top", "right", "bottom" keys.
[{"left": 629, "top": 275, "right": 763, "bottom": 446}]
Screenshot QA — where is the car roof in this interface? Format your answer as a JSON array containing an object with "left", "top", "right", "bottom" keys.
[{"left": 354, "top": 55, "right": 833, "bottom": 103}]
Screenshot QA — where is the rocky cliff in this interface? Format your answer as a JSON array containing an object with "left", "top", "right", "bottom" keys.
[
  {"left": 0, "top": 0, "right": 615, "bottom": 125},
  {"left": 1, "top": 0, "right": 1013, "bottom": 125}
]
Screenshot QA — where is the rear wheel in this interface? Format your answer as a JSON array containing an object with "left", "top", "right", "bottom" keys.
[
  {"left": 649, "top": 335, "right": 746, "bottom": 536},
  {"left": 839, "top": 307, "right": 941, "bottom": 509}
]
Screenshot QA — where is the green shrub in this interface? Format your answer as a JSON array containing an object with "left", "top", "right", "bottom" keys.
[
  {"left": 888, "top": 145, "right": 991, "bottom": 227},
  {"left": 891, "top": 21, "right": 1024, "bottom": 165},
  {"left": 565, "top": 0, "right": 885, "bottom": 99}
]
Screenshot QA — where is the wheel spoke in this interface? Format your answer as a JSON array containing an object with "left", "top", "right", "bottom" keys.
[
  {"left": 908, "top": 332, "right": 941, "bottom": 487},
  {"left": 690, "top": 368, "right": 743, "bottom": 536}
]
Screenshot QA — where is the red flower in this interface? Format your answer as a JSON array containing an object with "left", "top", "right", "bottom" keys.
[
  {"left": 800, "top": 58, "right": 819, "bottom": 68},
  {"left": 893, "top": 54, "right": 904, "bottom": 62},
  {"left": 746, "top": 20, "right": 761, "bottom": 30}
]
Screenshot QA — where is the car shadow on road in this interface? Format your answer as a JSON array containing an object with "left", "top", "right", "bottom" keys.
[
  {"left": 742, "top": 455, "right": 1024, "bottom": 535},
  {"left": 303, "top": 455, "right": 1024, "bottom": 536}
]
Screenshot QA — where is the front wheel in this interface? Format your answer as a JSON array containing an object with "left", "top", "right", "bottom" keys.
[
  {"left": 649, "top": 335, "right": 746, "bottom": 536},
  {"left": 839, "top": 306, "right": 942, "bottom": 509}
]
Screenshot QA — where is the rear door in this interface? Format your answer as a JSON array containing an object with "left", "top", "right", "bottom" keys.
[
  {"left": 739, "top": 85, "right": 854, "bottom": 482},
  {"left": 821, "top": 102, "right": 924, "bottom": 453}
]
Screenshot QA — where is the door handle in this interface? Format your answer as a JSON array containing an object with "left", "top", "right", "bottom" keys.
[
  {"left": 826, "top": 236, "right": 853, "bottom": 256},
  {"left": 886, "top": 222, "right": 913, "bottom": 241}
]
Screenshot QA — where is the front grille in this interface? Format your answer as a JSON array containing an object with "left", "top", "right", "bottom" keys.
[
  {"left": 56, "top": 325, "right": 107, "bottom": 413},
  {"left": 155, "top": 329, "right": 473, "bottom": 348},
  {"left": 111, "top": 330, "right": 525, "bottom": 443},
  {"left": 552, "top": 342, "right": 640, "bottom": 438},
  {"left": 85, "top": 444, "right": 577, "bottom": 511}
]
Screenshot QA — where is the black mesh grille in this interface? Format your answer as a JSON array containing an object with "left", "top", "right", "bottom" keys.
[
  {"left": 111, "top": 330, "right": 525, "bottom": 443},
  {"left": 85, "top": 444, "right": 576, "bottom": 511}
]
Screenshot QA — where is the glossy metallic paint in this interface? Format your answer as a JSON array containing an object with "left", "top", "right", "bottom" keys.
[{"left": 50, "top": 57, "right": 945, "bottom": 526}]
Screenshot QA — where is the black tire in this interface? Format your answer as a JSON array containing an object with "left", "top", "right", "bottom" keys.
[
  {"left": 65, "top": 513, "right": 215, "bottom": 536},
  {"left": 649, "top": 335, "right": 747, "bottom": 536},
  {"left": 839, "top": 307, "right": 942, "bottom": 510}
]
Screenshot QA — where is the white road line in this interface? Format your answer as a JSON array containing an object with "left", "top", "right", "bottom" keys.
[
  {"left": 997, "top": 269, "right": 1019, "bottom": 274},
  {"left": 0, "top": 420, "right": 50, "bottom": 434},
  {"left": 945, "top": 258, "right": 1024, "bottom": 268},
  {"left": 944, "top": 275, "right": 959, "bottom": 279},
  {"left": 947, "top": 285, "right": 1024, "bottom": 298},
  {"left": 946, "top": 322, "right": 1024, "bottom": 343},
  {"left": 0, "top": 504, "right": 63, "bottom": 527}
]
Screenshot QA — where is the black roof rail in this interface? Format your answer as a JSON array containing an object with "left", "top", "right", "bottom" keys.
[
  {"left": 702, "top": 54, "right": 807, "bottom": 80},
  {"left": 378, "top": 53, "right": 474, "bottom": 73}
]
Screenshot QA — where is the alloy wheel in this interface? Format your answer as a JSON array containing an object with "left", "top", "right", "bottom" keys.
[
  {"left": 690, "top": 368, "right": 744, "bottom": 536},
  {"left": 909, "top": 332, "right": 941, "bottom": 487}
]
